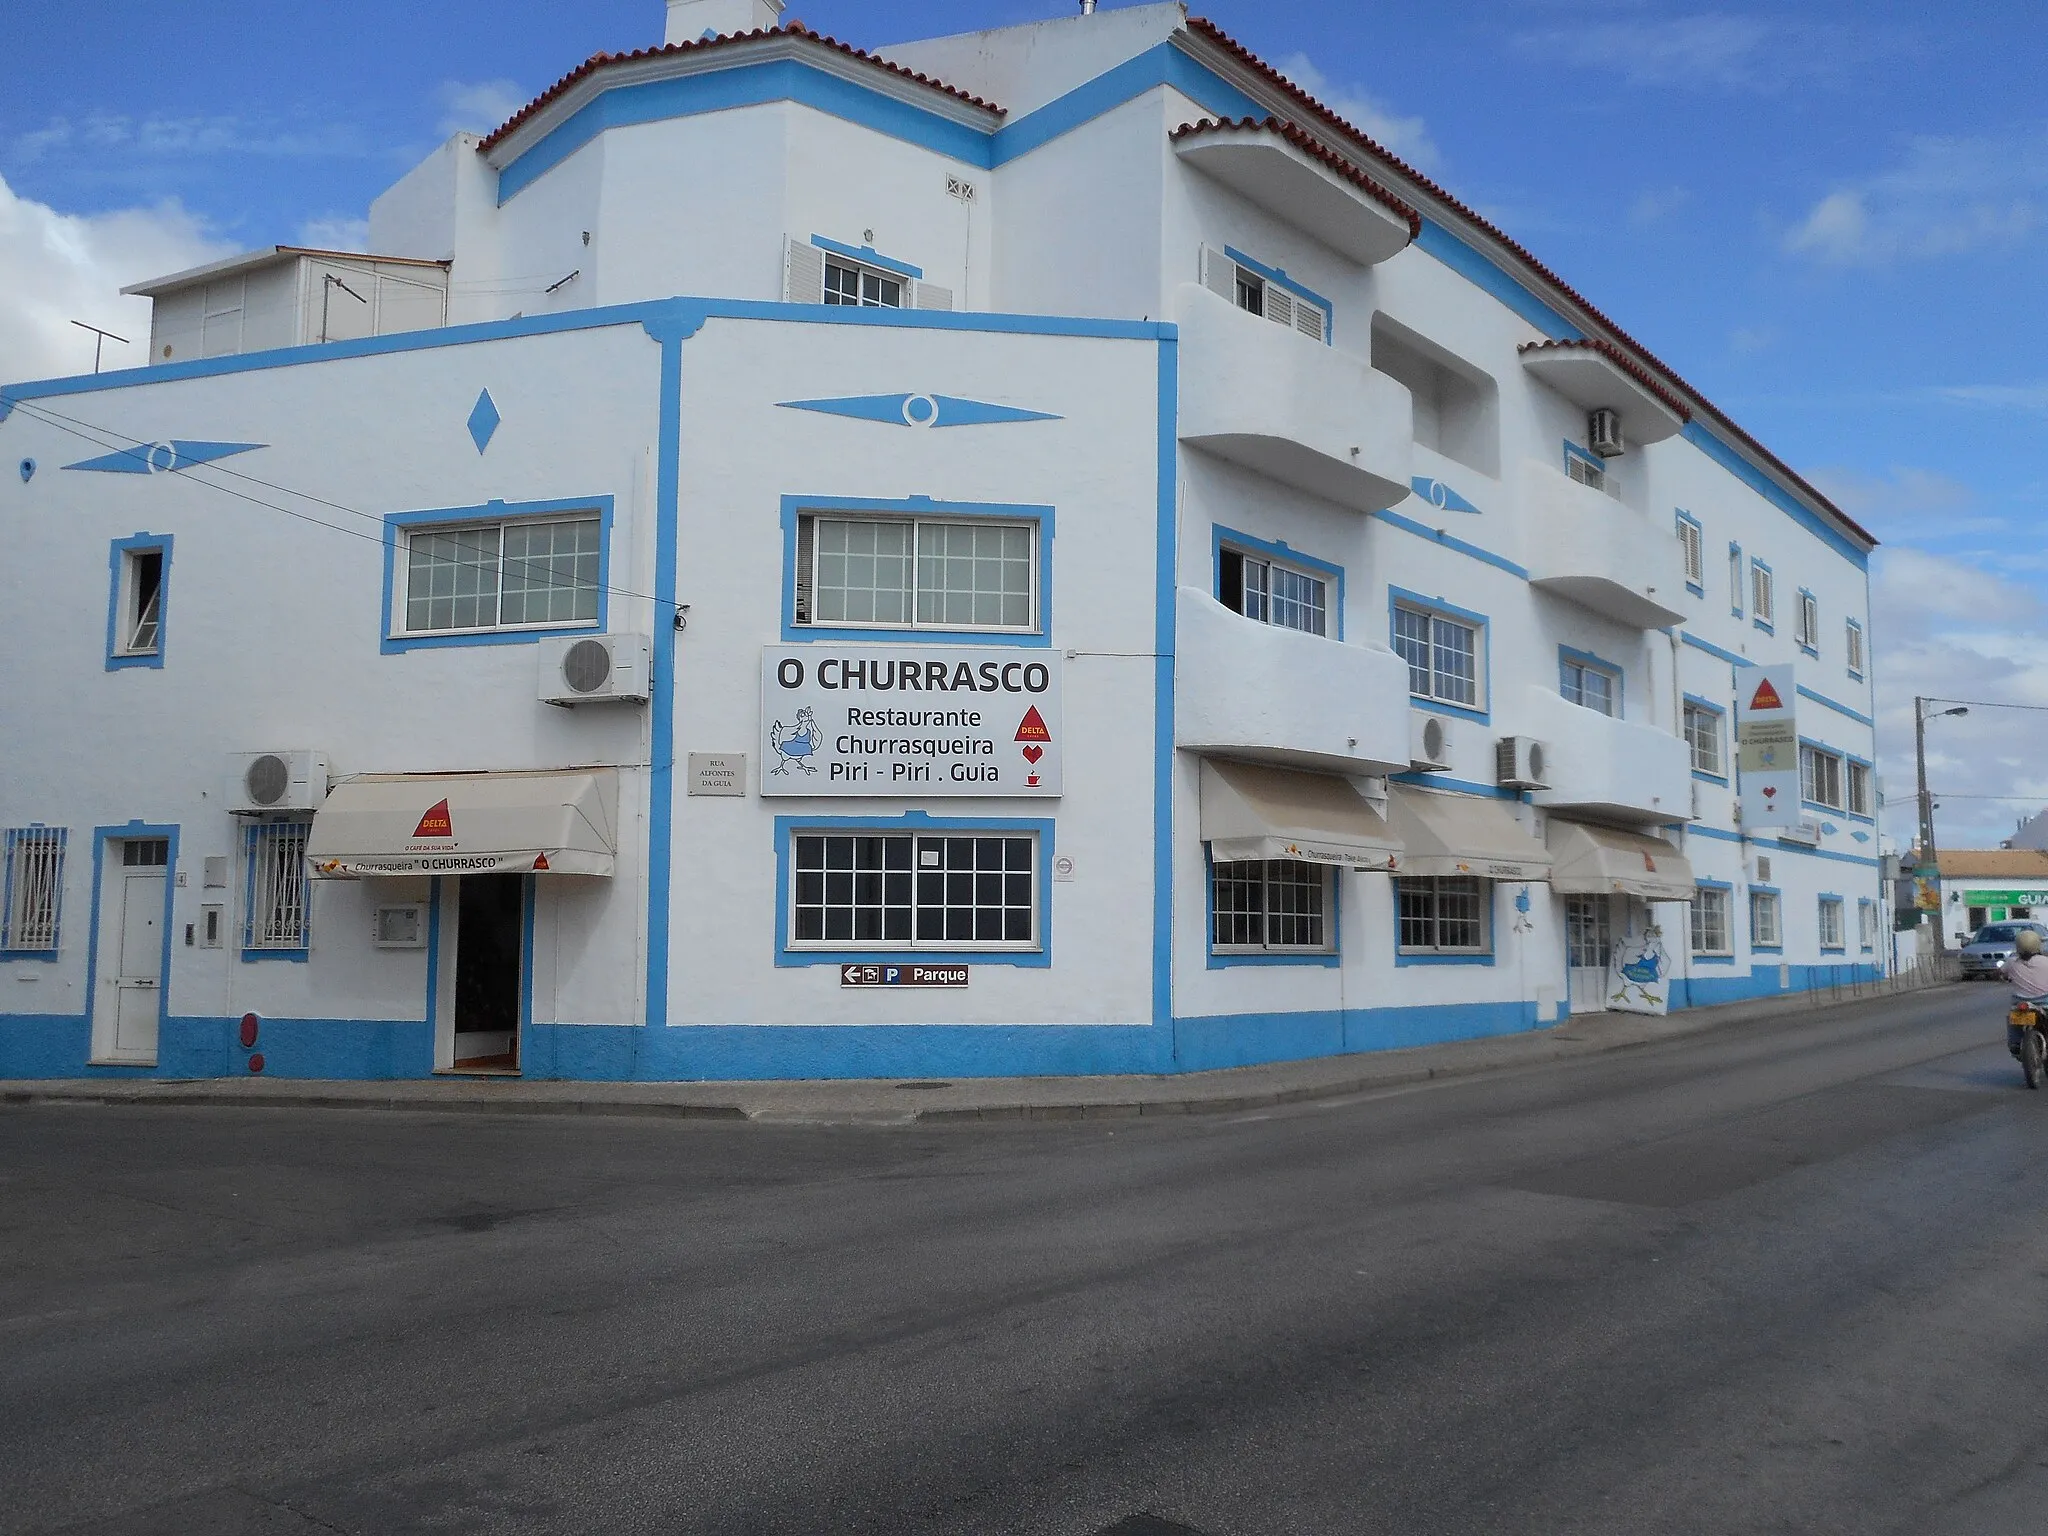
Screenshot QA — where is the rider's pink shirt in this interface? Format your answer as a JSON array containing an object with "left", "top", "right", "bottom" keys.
[{"left": 2006, "top": 953, "right": 2048, "bottom": 999}]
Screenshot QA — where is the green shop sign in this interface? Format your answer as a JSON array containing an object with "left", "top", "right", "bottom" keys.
[{"left": 1963, "top": 890, "right": 2048, "bottom": 906}]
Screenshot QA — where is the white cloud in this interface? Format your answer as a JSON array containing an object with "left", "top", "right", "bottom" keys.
[
  {"left": 10, "top": 112, "right": 364, "bottom": 163},
  {"left": 1271, "top": 53, "right": 1440, "bottom": 172},
  {"left": 1512, "top": 13, "right": 1889, "bottom": 91},
  {"left": 296, "top": 215, "right": 371, "bottom": 252},
  {"left": 1803, "top": 465, "right": 1980, "bottom": 546},
  {"left": 1928, "top": 381, "right": 2048, "bottom": 415},
  {"left": 0, "top": 173, "right": 233, "bottom": 384},
  {"left": 1629, "top": 186, "right": 1690, "bottom": 226},
  {"left": 1784, "top": 129, "right": 2048, "bottom": 265},
  {"left": 1728, "top": 324, "right": 1775, "bottom": 355},
  {"left": 437, "top": 80, "right": 527, "bottom": 140}
]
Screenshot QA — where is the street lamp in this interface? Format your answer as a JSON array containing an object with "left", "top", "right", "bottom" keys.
[{"left": 1915, "top": 697, "right": 1969, "bottom": 951}]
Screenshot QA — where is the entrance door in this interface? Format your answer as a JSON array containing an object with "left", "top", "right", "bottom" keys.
[
  {"left": 451, "top": 874, "right": 524, "bottom": 1072},
  {"left": 97, "top": 837, "right": 169, "bottom": 1063},
  {"left": 1564, "top": 894, "right": 1613, "bottom": 1015}
]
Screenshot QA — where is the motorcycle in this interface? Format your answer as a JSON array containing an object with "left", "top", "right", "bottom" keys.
[{"left": 2009, "top": 1000, "right": 2047, "bottom": 1090}]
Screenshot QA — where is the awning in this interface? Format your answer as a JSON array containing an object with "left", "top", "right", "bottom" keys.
[
  {"left": 1385, "top": 785, "right": 1552, "bottom": 881},
  {"left": 1546, "top": 819, "right": 1694, "bottom": 900},
  {"left": 307, "top": 769, "right": 618, "bottom": 878},
  {"left": 1199, "top": 759, "right": 1401, "bottom": 870}
]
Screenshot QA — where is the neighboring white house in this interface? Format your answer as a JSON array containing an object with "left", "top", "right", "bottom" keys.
[{"left": 0, "top": 0, "right": 1884, "bottom": 1083}]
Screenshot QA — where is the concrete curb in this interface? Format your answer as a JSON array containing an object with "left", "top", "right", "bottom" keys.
[{"left": 0, "top": 978, "right": 1964, "bottom": 1127}]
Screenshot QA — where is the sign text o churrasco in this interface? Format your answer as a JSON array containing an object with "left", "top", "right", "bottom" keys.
[{"left": 773, "top": 656, "right": 1050, "bottom": 694}]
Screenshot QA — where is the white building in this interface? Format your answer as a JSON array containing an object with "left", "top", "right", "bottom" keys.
[{"left": 0, "top": 0, "right": 1884, "bottom": 1083}]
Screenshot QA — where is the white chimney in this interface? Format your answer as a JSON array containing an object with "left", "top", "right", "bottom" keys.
[{"left": 664, "top": 0, "right": 784, "bottom": 46}]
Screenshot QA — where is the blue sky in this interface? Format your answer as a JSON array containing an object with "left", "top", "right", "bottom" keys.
[{"left": 4, "top": 0, "right": 2045, "bottom": 848}]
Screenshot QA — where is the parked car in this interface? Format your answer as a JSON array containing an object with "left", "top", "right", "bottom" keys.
[{"left": 1961, "top": 922, "right": 2048, "bottom": 980}]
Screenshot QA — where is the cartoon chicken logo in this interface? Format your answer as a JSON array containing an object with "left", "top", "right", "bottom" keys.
[{"left": 770, "top": 706, "right": 822, "bottom": 776}]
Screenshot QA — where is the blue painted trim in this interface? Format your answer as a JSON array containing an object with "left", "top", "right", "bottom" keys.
[
  {"left": 1154, "top": 337, "right": 1177, "bottom": 1052},
  {"left": 425, "top": 878, "right": 444, "bottom": 1038},
  {"left": 772, "top": 812, "right": 1054, "bottom": 968},
  {"left": 1682, "top": 691, "right": 1728, "bottom": 714},
  {"left": 1749, "top": 557, "right": 1775, "bottom": 634},
  {"left": 1796, "top": 685, "right": 1874, "bottom": 728},
  {"left": 1681, "top": 631, "right": 1751, "bottom": 668},
  {"left": 1562, "top": 439, "right": 1605, "bottom": 480},
  {"left": 83, "top": 823, "right": 180, "bottom": 1065},
  {"left": 1690, "top": 955, "right": 1738, "bottom": 966},
  {"left": 1691, "top": 770, "right": 1730, "bottom": 787},
  {"left": 1845, "top": 617, "right": 1866, "bottom": 682},
  {"left": 1395, "top": 951, "right": 1497, "bottom": 967},
  {"left": 1410, "top": 477, "right": 1482, "bottom": 515},
  {"left": 1389, "top": 584, "right": 1491, "bottom": 723},
  {"left": 1681, "top": 422, "right": 1869, "bottom": 568},
  {"left": 1387, "top": 771, "right": 1521, "bottom": 800},
  {"left": 1676, "top": 509, "right": 1705, "bottom": 595},
  {"left": 776, "top": 393, "right": 1060, "bottom": 428},
  {"left": 378, "top": 496, "right": 614, "bottom": 654},
  {"left": 778, "top": 494, "right": 1053, "bottom": 646},
  {"left": 1695, "top": 878, "right": 1734, "bottom": 890},
  {"left": 519, "top": 874, "right": 537, "bottom": 1050},
  {"left": 1222, "top": 245, "right": 1334, "bottom": 343},
  {"left": 1413, "top": 218, "right": 1569, "bottom": 336},
  {"left": 1685, "top": 822, "right": 1881, "bottom": 868},
  {"left": 65, "top": 440, "right": 264, "bottom": 474},
  {"left": 1558, "top": 643, "right": 1625, "bottom": 714},
  {"left": 809, "top": 234, "right": 923, "bottom": 280},
  {"left": 0, "top": 826, "right": 66, "bottom": 959},
  {"left": 104, "top": 532, "right": 171, "bottom": 672},
  {"left": 991, "top": 41, "right": 1264, "bottom": 168},
  {"left": 1372, "top": 507, "right": 1529, "bottom": 579},
  {"left": 1203, "top": 849, "right": 1341, "bottom": 968},
  {"left": 1210, "top": 524, "right": 1345, "bottom": 642}
]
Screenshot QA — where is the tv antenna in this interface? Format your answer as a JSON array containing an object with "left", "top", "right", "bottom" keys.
[{"left": 70, "top": 320, "right": 130, "bottom": 373}]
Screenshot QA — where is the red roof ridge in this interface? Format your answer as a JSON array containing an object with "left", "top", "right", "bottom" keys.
[
  {"left": 474, "top": 21, "right": 1004, "bottom": 154},
  {"left": 1170, "top": 115, "right": 1421, "bottom": 239},
  {"left": 1182, "top": 15, "right": 1871, "bottom": 546},
  {"left": 1517, "top": 338, "right": 1692, "bottom": 423}
]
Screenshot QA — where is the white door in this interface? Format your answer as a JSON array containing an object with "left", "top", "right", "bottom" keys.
[
  {"left": 97, "top": 839, "right": 168, "bottom": 1063},
  {"left": 1565, "top": 895, "right": 1613, "bottom": 1015}
]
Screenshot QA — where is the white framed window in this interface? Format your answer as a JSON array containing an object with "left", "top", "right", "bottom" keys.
[
  {"left": 245, "top": 821, "right": 310, "bottom": 953},
  {"left": 1846, "top": 760, "right": 1872, "bottom": 817},
  {"left": 1200, "top": 246, "right": 1329, "bottom": 342},
  {"left": 1397, "top": 875, "right": 1491, "bottom": 955},
  {"left": 398, "top": 513, "right": 601, "bottom": 636},
  {"left": 1796, "top": 589, "right": 1820, "bottom": 650},
  {"left": 794, "top": 514, "right": 1037, "bottom": 632},
  {"left": 1218, "top": 546, "right": 1328, "bottom": 636},
  {"left": 1392, "top": 601, "right": 1483, "bottom": 710},
  {"left": 1211, "top": 859, "right": 1334, "bottom": 953},
  {"left": 1728, "top": 545, "right": 1744, "bottom": 617},
  {"left": 1801, "top": 744, "right": 1845, "bottom": 810},
  {"left": 1676, "top": 514, "right": 1704, "bottom": 588},
  {"left": 825, "top": 258, "right": 903, "bottom": 308},
  {"left": 1691, "top": 886, "right": 1732, "bottom": 956},
  {"left": 1846, "top": 619, "right": 1866, "bottom": 676},
  {"left": 790, "top": 832, "right": 1037, "bottom": 950},
  {"left": 1, "top": 827, "right": 66, "bottom": 954},
  {"left": 1819, "top": 896, "right": 1845, "bottom": 950},
  {"left": 1560, "top": 654, "right": 1619, "bottom": 716},
  {"left": 1858, "top": 899, "right": 1879, "bottom": 950},
  {"left": 1750, "top": 559, "right": 1775, "bottom": 626},
  {"left": 107, "top": 537, "right": 172, "bottom": 666},
  {"left": 1751, "top": 889, "right": 1781, "bottom": 948},
  {"left": 1683, "top": 701, "right": 1725, "bottom": 777}
]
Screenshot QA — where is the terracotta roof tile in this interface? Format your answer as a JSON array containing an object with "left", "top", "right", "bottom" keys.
[
  {"left": 1171, "top": 115, "right": 1421, "bottom": 239},
  {"left": 475, "top": 21, "right": 1003, "bottom": 153},
  {"left": 1517, "top": 338, "right": 1692, "bottom": 423},
  {"left": 1183, "top": 15, "right": 1872, "bottom": 548},
  {"left": 1938, "top": 850, "right": 2048, "bottom": 879}
]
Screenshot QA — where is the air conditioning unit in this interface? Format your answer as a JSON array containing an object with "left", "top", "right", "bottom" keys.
[
  {"left": 227, "top": 750, "right": 330, "bottom": 815},
  {"left": 1409, "top": 713, "right": 1453, "bottom": 773},
  {"left": 538, "top": 633, "right": 651, "bottom": 706},
  {"left": 1588, "top": 407, "right": 1624, "bottom": 458},
  {"left": 1495, "top": 735, "right": 1549, "bottom": 790},
  {"left": 1753, "top": 854, "right": 1773, "bottom": 883}
]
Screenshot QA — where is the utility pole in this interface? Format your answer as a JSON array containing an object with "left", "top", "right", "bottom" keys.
[{"left": 1915, "top": 696, "right": 1968, "bottom": 952}]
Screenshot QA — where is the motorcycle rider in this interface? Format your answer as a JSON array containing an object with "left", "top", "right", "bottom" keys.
[{"left": 2006, "top": 927, "right": 2048, "bottom": 1059}]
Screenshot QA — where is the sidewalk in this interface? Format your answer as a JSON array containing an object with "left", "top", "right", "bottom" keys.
[{"left": 2, "top": 981, "right": 1962, "bottom": 1126}]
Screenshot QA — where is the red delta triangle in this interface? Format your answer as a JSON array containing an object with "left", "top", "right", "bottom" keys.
[
  {"left": 1014, "top": 706, "right": 1051, "bottom": 743},
  {"left": 412, "top": 799, "right": 453, "bottom": 839},
  {"left": 1748, "top": 678, "right": 1785, "bottom": 712}
]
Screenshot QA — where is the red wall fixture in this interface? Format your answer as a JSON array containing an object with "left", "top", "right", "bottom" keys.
[
  {"left": 239, "top": 1013, "right": 260, "bottom": 1049},
  {"left": 248, "top": 1053, "right": 266, "bottom": 1074}
]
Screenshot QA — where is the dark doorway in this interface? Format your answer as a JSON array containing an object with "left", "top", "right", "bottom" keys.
[{"left": 453, "top": 874, "right": 525, "bottom": 1072}]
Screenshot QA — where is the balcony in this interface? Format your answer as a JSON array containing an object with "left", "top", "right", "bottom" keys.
[
  {"left": 1175, "top": 587, "right": 1413, "bottom": 776},
  {"left": 1520, "top": 460, "right": 1688, "bottom": 628},
  {"left": 1176, "top": 283, "right": 1413, "bottom": 513},
  {"left": 1518, "top": 686, "right": 1693, "bottom": 826}
]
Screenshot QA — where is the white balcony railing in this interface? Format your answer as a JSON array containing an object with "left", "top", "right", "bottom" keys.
[
  {"left": 1518, "top": 685, "right": 1693, "bottom": 825},
  {"left": 1520, "top": 459, "right": 1688, "bottom": 628}
]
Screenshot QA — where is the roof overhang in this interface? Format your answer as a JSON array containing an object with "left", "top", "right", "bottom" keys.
[
  {"left": 122, "top": 247, "right": 450, "bottom": 298},
  {"left": 307, "top": 769, "right": 618, "bottom": 878},
  {"left": 1386, "top": 786, "right": 1553, "bottom": 882},
  {"left": 1546, "top": 819, "right": 1694, "bottom": 900},
  {"left": 1199, "top": 758, "right": 1401, "bottom": 871},
  {"left": 1518, "top": 342, "right": 1688, "bottom": 446},
  {"left": 1172, "top": 118, "right": 1417, "bottom": 266}
]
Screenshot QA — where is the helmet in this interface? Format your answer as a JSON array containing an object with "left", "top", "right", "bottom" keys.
[{"left": 2019, "top": 929, "right": 2043, "bottom": 957}]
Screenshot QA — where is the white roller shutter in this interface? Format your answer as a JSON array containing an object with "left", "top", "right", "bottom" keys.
[
  {"left": 911, "top": 281, "right": 954, "bottom": 311},
  {"left": 784, "top": 236, "right": 825, "bottom": 303}
]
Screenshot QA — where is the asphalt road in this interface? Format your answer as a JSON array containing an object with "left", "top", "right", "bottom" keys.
[{"left": 5, "top": 987, "right": 2047, "bottom": 1535}]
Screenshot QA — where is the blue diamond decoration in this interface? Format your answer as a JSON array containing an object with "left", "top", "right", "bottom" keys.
[{"left": 467, "top": 389, "right": 500, "bottom": 453}]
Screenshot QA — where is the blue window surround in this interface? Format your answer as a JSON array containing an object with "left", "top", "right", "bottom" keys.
[
  {"left": 1389, "top": 585, "right": 1491, "bottom": 725},
  {"left": 780, "top": 494, "right": 1054, "bottom": 646},
  {"left": 105, "top": 532, "right": 172, "bottom": 672},
  {"left": 1370, "top": 507, "right": 1527, "bottom": 579},
  {"left": 379, "top": 495, "right": 614, "bottom": 655},
  {"left": 1558, "top": 643, "right": 1624, "bottom": 715},
  {"left": 1394, "top": 875, "right": 1497, "bottom": 967},
  {"left": 810, "top": 234, "right": 923, "bottom": 280},
  {"left": 1682, "top": 693, "right": 1729, "bottom": 785},
  {"left": 240, "top": 822, "right": 311, "bottom": 963},
  {"left": 1676, "top": 509, "right": 1705, "bottom": 596},
  {"left": 1562, "top": 439, "right": 1605, "bottom": 480},
  {"left": 1796, "top": 587, "right": 1820, "bottom": 658},
  {"left": 1728, "top": 542, "right": 1744, "bottom": 620},
  {"left": 1691, "top": 878, "right": 1736, "bottom": 965},
  {"left": 1204, "top": 848, "right": 1341, "bottom": 968},
  {"left": 1222, "top": 246, "right": 1334, "bottom": 344},
  {"left": 1798, "top": 736, "right": 1874, "bottom": 822},
  {"left": 1210, "top": 524, "right": 1345, "bottom": 641},
  {"left": 1819, "top": 892, "right": 1846, "bottom": 952},
  {"left": 1750, "top": 557, "right": 1774, "bottom": 635},
  {"left": 0, "top": 825, "right": 66, "bottom": 959},
  {"left": 1749, "top": 884, "right": 1783, "bottom": 952},
  {"left": 1846, "top": 618, "right": 1866, "bottom": 681},
  {"left": 773, "top": 811, "right": 1054, "bottom": 969}
]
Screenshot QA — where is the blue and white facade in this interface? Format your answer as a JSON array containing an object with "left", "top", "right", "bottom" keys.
[{"left": 0, "top": 0, "right": 1883, "bottom": 1082}]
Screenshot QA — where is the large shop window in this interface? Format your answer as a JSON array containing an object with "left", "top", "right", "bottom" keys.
[
  {"left": 1218, "top": 546, "right": 1329, "bottom": 636},
  {"left": 795, "top": 514, "right": 1037, "bottom": 633},
  {"left": 1, "top": 827, "right": 66, "bottom": 955},
  {"left": 399, "top": 513, "right": 601, "bottom": 636},
  {"left": 244, "top": 821, "right": 310, "bottom": 957},
  {"left": 1396, "top": 875, "right": 1491, "bottom": 957},
  {"left": 1211, "top": 858, "right": 1334, "bottom": 954},
  {"left": 1392, "top": 600, "right": 1484, "bottom": 712},
  {"left": 791, "top": 832, "right": 1037, "bottom": 951}
]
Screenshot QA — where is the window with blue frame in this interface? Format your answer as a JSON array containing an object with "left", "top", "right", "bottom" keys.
[
  {"left": 1728, "top": 543, "right": 1744, "bottom": 618},
  {"left": 106, "top": 534, "right": 172, "bottom": 669},
  {"left": 1392, "top": 599, "right": 1483, "bottom": 710},
  {"left": 1203, "top": 245, "right": 1331, "bottom": 343},
  {"left": 244, "top": 821, "right": 311, "bottom": 957},
  {"left": 1750, "top": 557, "right": 1775, "bottom": 630},
  {"left": 1690, "top": 885, "right": 1732, "bottom": 956},
  {"left": 1, "top": 827, "right": 66, "bottom": 955},
  {"left": 1212, "top": 859, "right": 1334, "bottom": 954},
  {"left": 1397, "top": 875, "right": 1491, "bottom": 957},
  {"left": 796, "top": 512, "right": 1037, "bottom": 633},
  {"left": 1795, "top": 588, "right": 1820, "bottom": 654},
  {"left": 1683, "top": 699, "right": 1726, "bottom": 778},
  {"left": 1846, "top": 619, "right": 1866, "bottom": 678},
  {"left": 1858, "top": 898, "right": 1878, "bottom": 950},
  {"left": 1819, "top": 895, "right": 1846, "bottom": 951},
  {"left": 1218, "top": 544, "right": 1329, "bottom": 636},
  {"left": 395, "top": 510, "right": 601, "bottom": 637},
  {"left": 790, "top": 830, "right": 1037, "bottom": 950},
  {"left": 1560, "top": 649, "right": 1621, "bottom": 716},
  {"left": 1676, "top": 511, "right": 1704, "bottom": 591}
]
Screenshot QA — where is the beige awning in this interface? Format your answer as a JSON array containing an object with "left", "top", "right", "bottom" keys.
[
  {"left": 1386, "top": 785, "right": 1552, "bottom": 881},
  {"left": 1546, "top": 819, "right": 1694, "bottom": 900},
  {"left": 308, "top": 769, "right": 618, "bottom": 878},
  {"left": 1199, "top": 759, "right": 1401, "bottom": 870}
]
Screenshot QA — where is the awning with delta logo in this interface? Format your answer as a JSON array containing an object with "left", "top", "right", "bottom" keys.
[{"left": 306, "top": 769, "right": 618, "bottom": 878}]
